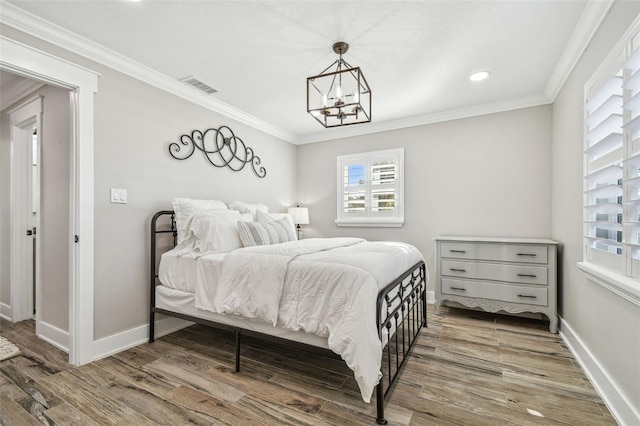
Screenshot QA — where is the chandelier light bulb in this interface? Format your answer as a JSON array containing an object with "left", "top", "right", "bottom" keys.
[{"left": 335, "top": 86, "right": 342, "bottom": 102}]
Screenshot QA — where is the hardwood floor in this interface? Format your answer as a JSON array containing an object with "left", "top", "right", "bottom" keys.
[{"left": 0, "top": 306, "right": 616, "bottom": 425}]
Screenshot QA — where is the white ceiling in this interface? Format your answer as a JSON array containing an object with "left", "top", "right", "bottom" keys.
[
  {"left": 0, "top": 69, "right": 27, "bottom": 93},
  {"left": 3, "top": 0, "right": 594, "bottom": 144}
]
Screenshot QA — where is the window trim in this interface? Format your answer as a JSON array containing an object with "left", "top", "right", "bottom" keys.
[
  {"left": 335, "top": 148, "right": 405, "bottom": 227},
  {"left": 577, "top": 262, "right": 640, "bottom": 307},
  {"left": 580, "top": 14, "right": 640, "bottom": 301}
]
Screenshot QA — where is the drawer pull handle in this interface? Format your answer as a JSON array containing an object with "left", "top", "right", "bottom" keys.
[
  {"left": 450, "top": 268, "right": 467, "bottom": 272},
  {"left": 517, "top": 294, "right": 537, "bottom": 299},
  {"left": 517, "top": 253, "right": 537, "bottom": 257},
  {"left": 449, "top": 250, "right": 467, "bottom": 254},
  {"left": 517, "top": 274, "right": 537, "bottom": 278},
  {"left": 450, "top": 287, "right": 466, "bottom": 291}
]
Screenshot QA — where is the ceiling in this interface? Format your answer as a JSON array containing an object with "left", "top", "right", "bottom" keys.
[
  {"left": 0, "top": 69, "right": 27, "bottom": 93},
  {"left": 3, "top": 0, "right": 594, "bottom": 144}
]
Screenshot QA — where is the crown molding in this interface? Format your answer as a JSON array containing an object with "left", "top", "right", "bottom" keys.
[
  {"left": 297, "top": 94, "right": 552, "bottom": 145},
  {"left": 544, "top": 0, "right": 614, "bottom": 102},
  {"left": 0, "top": 0, "right": 606, "bottom": 146},
  {"left": 0, "top": 1, "right": 297, "bottom": 144}
]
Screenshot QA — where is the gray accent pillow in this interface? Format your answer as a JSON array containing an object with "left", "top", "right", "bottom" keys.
[{"left": 238, "top": 217, "right": 297, "bottom": 246}]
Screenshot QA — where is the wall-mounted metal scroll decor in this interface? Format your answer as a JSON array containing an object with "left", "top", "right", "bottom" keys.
[{"left": 168, "top": 125, "right": 266, "bottom": 178}]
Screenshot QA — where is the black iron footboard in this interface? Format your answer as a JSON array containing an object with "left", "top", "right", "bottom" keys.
[
  {"left": 375, "top": 261, "right": 426, "bottom": 424},
  {"left": 149, "top": 210, "right": 427, "bottom": 425}
]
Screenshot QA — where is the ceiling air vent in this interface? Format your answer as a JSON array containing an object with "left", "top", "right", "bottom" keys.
[{"left": 179, "top": 75, "right": 218, "bottom": 95}]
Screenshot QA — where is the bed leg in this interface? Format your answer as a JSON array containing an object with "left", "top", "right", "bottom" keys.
[
  {"left": 375, "top": 382, "right": 387, "bottom": 425},
  {"left": 235, "top": 329, "right": 241, "bottom": 372},
  {"left": 149, "top": 309, "right": 155, "bottom": 343}
]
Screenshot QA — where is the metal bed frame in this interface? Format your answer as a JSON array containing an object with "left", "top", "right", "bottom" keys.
[{"left": 149, "top": 210, "right": 426, "bottom": 424}]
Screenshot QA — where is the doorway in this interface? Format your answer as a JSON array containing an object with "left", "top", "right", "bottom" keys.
[
  {"left": 8, "top": 97, "right": 42, "bottom": 327},
  {"left": 1, "top": 36, "right": 99, "bottom": 365},
  {"left": 5, "top": 81, "right": 77, "bottom": 355}
]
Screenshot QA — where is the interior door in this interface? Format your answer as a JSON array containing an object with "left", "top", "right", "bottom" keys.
[
  {"left": 31, "top": 128, "right": 40, "bottom": 316},
  {"left": 9, "top": 97, "right": 42, "bottom": 323}
]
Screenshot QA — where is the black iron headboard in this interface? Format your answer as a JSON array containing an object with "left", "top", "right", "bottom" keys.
[{"left": 149, "top": 210, "right": 177, "bottom": 327}]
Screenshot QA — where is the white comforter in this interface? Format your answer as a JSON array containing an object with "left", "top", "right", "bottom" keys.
[{"left": 193, "top": 237, "right": 425, "bottom": 402}]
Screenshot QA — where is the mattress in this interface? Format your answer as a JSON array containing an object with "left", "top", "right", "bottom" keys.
[
  {"left": 158, "top": 249, "right": 226, "bottom": 292},
  {"left": 158, "top": 240, "right": 420, "bottom": 346},
  {"left": 155, "top": 285, "right": 329, "bottom": 349}
]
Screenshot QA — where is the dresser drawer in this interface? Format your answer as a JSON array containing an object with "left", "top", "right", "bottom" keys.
[
  {"left": 442, "top": 278, "right": 548, "bottom": 306},
  {"left": 441, "top": 260, "right": 548, "bottom": 285},
  {"left": 440, "top": 242, "right": 548, "bottom": 264}
]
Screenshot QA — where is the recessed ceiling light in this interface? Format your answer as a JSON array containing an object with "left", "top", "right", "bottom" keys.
[{"left": 470, "top": 71, "right": 491, "bottom": 82}]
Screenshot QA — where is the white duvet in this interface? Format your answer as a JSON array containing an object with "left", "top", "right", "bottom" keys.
[{"left": 191, "top": 237, "right": 425, "bottom": 402}]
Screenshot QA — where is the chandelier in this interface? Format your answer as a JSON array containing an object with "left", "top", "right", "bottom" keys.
[{"left": 307, "top": 42, "right": 371, "bottom": 128}]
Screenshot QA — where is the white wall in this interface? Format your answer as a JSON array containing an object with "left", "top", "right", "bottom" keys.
[
  {"left": 551, "top": 1, "right": 640, "bottom": 422},
  {"left": 297, "top": 105, "right": 553, "bottom": 290}
]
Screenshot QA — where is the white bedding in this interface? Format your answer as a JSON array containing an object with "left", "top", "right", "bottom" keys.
[
  {"left": 156, "top": 285, "right": 330, "bottom": 348},
  {"left": 191, "top": 237, "right": 425, "bottom": 403},
  {"left": 158, "top": 246, "right": 225, "bottom": 292}
]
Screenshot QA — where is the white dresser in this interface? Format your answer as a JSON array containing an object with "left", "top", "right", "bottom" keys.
[{"left": 435, "top": 236, "right": 558, "bottom": 333}]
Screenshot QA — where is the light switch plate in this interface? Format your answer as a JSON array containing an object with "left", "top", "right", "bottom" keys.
[{"left": 110, "top": 188, "right": 127, "bottom": 204}]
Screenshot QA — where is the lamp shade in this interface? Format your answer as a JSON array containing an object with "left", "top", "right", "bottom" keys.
[{"left": 288, "top": 207, "right": 309, "bottom": 225}]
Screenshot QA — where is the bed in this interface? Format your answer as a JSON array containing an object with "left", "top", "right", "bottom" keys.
[{"left": 149, "top": 204, "right": 427, "bottom": 424}]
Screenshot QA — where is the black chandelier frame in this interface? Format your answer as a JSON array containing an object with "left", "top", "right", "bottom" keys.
[{"left": 307, "top": 42, "right": 372, "bottom": 128}]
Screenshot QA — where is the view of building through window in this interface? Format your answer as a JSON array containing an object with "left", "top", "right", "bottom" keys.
[
  {"left": 343, "top": 161, "right": 396, "bottom": 213},
  {"left": 337, "top": 148, "right": 404, "bottom": 227}
]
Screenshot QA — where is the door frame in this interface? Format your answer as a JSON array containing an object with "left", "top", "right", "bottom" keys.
[
  {"left": 1, "top": 36, "right": 99, "bottom": 365},
  {"left": 8, "top": 96, "right": 42, "bottom": 326}
]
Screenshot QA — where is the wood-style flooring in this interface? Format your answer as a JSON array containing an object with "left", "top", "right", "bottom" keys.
[{"left": 0, "top": 306, "right": 616, "bottom": 425}]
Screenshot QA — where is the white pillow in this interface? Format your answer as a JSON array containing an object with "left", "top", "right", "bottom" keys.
[
  {"left": 255, "top": 209, "right": 297, "bottom": 240},
  {"left": 190, "top": 210, "right": 252, "bottom": 253},
  {"left": 172, "top": 198, "right": 228, "bottom": 244},
  {"left": 238, "top": 218, "right": 297, "bottom": 247},
  {"left": 228, "top": 201, "right": 269, "bottom": 219}
]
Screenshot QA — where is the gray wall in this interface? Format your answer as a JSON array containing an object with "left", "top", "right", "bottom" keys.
[
  {"left": 2, "top": 6, "right": 639, "bottom": 417},
  {"left": 551, "top": 0, "right": 640, "bottom": 416},
  {"left": 0, "top": 25, "right": 297, "bottom": 340},
  {"left": 0, "top": 84, "right": 71, "bottom": 331},
  {"left": 39, "top": 85, "right": 71, "bottom": 331},
  {"left": 92, "top": 66, "right": 296, "bottom": 339},
  {"left": 297, "top": 105, "right": 553, "bottom": 290}
]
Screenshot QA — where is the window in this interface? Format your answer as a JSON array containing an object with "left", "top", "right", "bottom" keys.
[
  {"left": 581, "top": 18, "right": 640, "bottom": 303},
  {"left": 336, "top": 148, "right": 404, "bottom": 227}
]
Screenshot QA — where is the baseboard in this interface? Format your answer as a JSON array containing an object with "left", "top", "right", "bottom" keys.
[
  {"left": 427, "top": 290, "right": 435, "bottom": 305},
  {"left": 0, "top": 310, "right": 69, "bottom": 354},
  {"left": 38, "top": 321, "right": 69, "bottom": 353},
  {"left": 92, "top": 317, "right": 194, "bottom": 362},
  {"left": 92, "top": 293, "right": 436, "bottom": 361},
  {"left": 559, "top": 316, "right": 640, "bottom": 426},
  {"left": 0, "top": 302, "right": 12, "bottom": 321}
]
